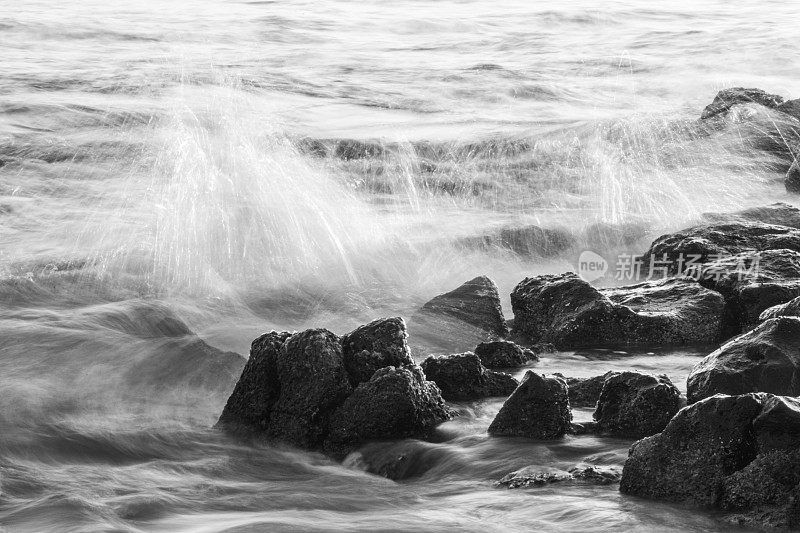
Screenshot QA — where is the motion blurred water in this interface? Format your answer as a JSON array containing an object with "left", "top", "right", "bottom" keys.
[{"left": 1, "top": 0, "right": 799, "bottom": 530}]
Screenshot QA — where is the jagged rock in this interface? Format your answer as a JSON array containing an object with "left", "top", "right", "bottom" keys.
[
  {"left": 420, "top": 352, "right": 518, "bottom": 401},
  {"left": 641, "top": 222, "right": 800, "bottom": 276},
  {"left": 488, "top": 371, "right": 571, "bottom": 439},
  {"left": 510, "top": 273, "right": 724, "bottom": 348},
  {"left": 474, "top": 340, "right": 536, "bottom": 368},
  {"left": 268, "top": 329, "right": 353, "bottom": 448},
  {"left": 419, "top": 276, "right": 509, "bottom": 337},
  {"left": 593, "top": 372, "right": 681, "bottom": 438},
  {"left": 690, "top": 249, "right": 800, "bottom": 335},
  {"left": 621, "top": 392, "right": 800, "bottom": 528},
  {"left": 554, "top": 371, "right": 618, "bottom": 408},
  {"left": 702, "top": 203, "right": 800, "bottom": 230},
  {"left": 687, "top": 318, "right": 800, "bottom": 403},
  {"left": 217, "top": 331, "right": 293, "bottom": 433},
  {"left": 324, "top": 366, "right": 452, "bottom": 458},
  {"left": 761, "top": 295, "right": 800, "bottom": 321},
  {"left": 341, "top": 317, "right": 414, "bottom": 386},
  {"left": 620, "top": 393, "right": 764, "bottom": 506},
  {"left": 700, "top": 87, "right": 784, "bottom": 120}
]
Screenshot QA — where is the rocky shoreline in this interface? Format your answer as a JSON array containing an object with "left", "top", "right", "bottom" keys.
[{"left": 216, "top": 88, "right": 800, "bottom": 531}]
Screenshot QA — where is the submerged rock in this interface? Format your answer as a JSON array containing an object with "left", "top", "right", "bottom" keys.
[
  {"left": 593, "top": 372, "right": 682, "bottom": 438},
  {"left": 419, "top": 276, "right": 509, "bottom": 338},
  {"left": 496, "top": 467, "right": 573, "bottom": 488},
  {"left": 474, "top": 340, "right": 537, "bottom": 368},
  {"left": 341, "top": 317, "right": 414, "bottom": 386},
  {"left": 324, "top": 366, "right": 452, "bottom": 458},
  {"left": 420, "top": 352, "right": 518, "bottom": 401},
  {"left": 488, "top": 371, "right": 571, "bottom": 440},
  {"left": 620, "top": 392, "right": 800, "bottom": 528},
  {"left": 554, "top": 372, "right": 618, "bottom": 408},
  {"left": 498, "top": 225, "right": 574, "bottom": 257},
  {"left": 687, "top": 317, "right": 800, "bottom": 403},
  {"left": 496, "top": 464, "right": 621, "bottom": 489},
  {"left": 700, "top": 87, "right": 784, "bottom": 120},
  {"left": 510, "top": 273, "right": 724, "bottom": 348}
]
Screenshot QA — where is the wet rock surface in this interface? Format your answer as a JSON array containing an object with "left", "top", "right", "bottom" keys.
[
  {"left": 761, "top": 295, "right": 800, "bottom": 320},
  {"left": 488, "top": 371, "right": 571, "bottom": 439},
  {"left": 474, "top": 340, "right": 537, "bottom": 368},
  {"left": 420, "top": 352, "right": 518, "bottom": 401},
  {"left": 687, "top": 317, "right": 800, "bottom": 403},
  {"left": 324, "top": 365, "right": 452, "bottom": 458},
  {"left": 593, "top": 372, "right": 682, "bottom": 438},
  {"left": 341, "top": 317, "right": 414, "bottom": 386},
  {"left": 691, "top": 249, "right": 800, "bottom": 335},
  {"left": 510, "top": 273, "right": 724, "bottom": 348},
  {"left": 419, "top": 275, "right": 509, "bottom": 338},
  {"left": 218, "top": 322, "right": 451, "bottom": 456},
  {"left": 621, "top": 392, "right": 800, "bottom": 528},
  {"left": 702, "top": 202, "right": 800, "bottom": 230}
]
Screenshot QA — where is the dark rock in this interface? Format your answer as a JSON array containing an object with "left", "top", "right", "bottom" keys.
[
  {"left": 510, "top": 273, "right": 724, "bottom": 348},
  {"left": 761, "top": 295, "right": 800, "bottom": 320},
  {"left": 621, "top": 392, "right": 800, "bottom": 527},
  {"left": 687, "top": 318, "right": 800, "bottom": 403},
  {"left": 324, "top": 366, "right": 452, "bottom": 458},
  {"left": 584, "top": 221, "right": 648, "bottom": 248},
  {"left": 702, "top": 202, "right": 800, "bottom": 230},
  {"left": 593, "top": 372, "right": 681, "bottom": 438},
  {"left": 754, "top": 395, "right": 800, "bottom": 453},
  {"left": 269, "top": 329, "right": 353, "bottom": 448},
  {"left": 419, "top": 276, "right": 509, "bottom": 337},
  {"left": 620, "top": 393, "right": 764, "bottom": 506},
  {"left": 474, "top": 340, "right": 535, "bottom": 368},
  {"left": 690, "top": 249, "right": 800, "bottom": 335},
  {"left": 787, "top": 159, "right": 800, "bottom": 195},
  {"left": 488, "top": 371, "right": 571, "bottom": 439},
  {"left": 554, "top": 371, "right": 618, "bottom": 408},
  {"left": 700, "top": 88, "right": 784, "bottom": 120},
  {"left": 217, "top": 331, "right": 292, "bottom": 433},
  {"left": 420, "top": 352, "right": 518, "bottom": 401},
  {"left": 720, "top": 449, "right": 800, "bottom": 530},
  {"left": 341, "top": 317, "right": 414, "bottom": 386},
  {"left": 641, "top": 222, "right": 800, "bottom": 276}
]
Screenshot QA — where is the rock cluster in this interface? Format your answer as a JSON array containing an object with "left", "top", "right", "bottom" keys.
[
  {"left": 621, "top": 393, "right": 800, "bottom": 529},
  {"left": 217, "top": 318, "right": 451, "bottom": 457}
]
